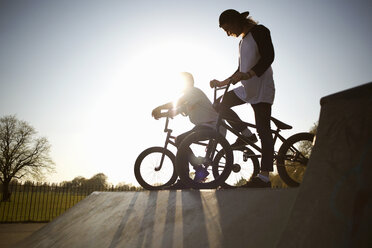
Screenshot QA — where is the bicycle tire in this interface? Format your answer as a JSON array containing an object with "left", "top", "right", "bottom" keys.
[
  {"left": 134, "top": 147, "right": 178, "bottom": 190},
  {"left": 213, "top": 147, "right": 260, "bottom": 188},
  {"left": 277, "top": 132, "right": 315, "bottom": 187},
  {"left": 176, "top": 129, "right": 233, "bottom": 189}
]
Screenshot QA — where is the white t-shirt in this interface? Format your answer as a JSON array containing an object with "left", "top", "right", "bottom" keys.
[
  {"left": 179, "top": 86, "right": 218, "bottom": 127},
  {"left": 234, "top": 30, "right": 275, "bottom": 105},
  {"left": 178, "top": 86, "right": 227, "bottom": 136}
]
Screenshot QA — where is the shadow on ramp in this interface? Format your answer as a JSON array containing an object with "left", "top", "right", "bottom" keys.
[{"left": 16, "top": 189, "right": 298, "bottom": 248}]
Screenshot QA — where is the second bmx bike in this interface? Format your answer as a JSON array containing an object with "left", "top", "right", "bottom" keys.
[{"left": 175, "top": 84, "right": 315, "bottom": 189}]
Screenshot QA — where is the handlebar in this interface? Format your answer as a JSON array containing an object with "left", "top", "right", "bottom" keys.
[{"left": 213, "top": 83, "right": 231, "bottom": 105}]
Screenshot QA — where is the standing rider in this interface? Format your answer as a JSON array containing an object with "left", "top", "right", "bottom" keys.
[{"left": 210, "top": 9, "right": 275, "bottom": 188}]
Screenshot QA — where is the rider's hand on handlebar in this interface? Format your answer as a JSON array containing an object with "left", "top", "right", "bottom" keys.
[
  {"left": 231, "top": 71, "right": 254, "bottom": 82},
  {"left": 152, "top": 107, "right": 162, "bottom": 120},
  {"left": 210, "top": 79, "right": 220, "bottom": 88},
  {"left": 152, "top": 107, "right": 174, "bottom": 120}
]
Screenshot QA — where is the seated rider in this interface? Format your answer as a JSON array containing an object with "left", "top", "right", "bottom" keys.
[{"left": 152, "top": 72, "right": 223, "bottom": 187}]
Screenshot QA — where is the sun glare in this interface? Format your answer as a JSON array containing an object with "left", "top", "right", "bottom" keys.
[{"left": 81, "top": 38, "right": 210, "bottom": 185}]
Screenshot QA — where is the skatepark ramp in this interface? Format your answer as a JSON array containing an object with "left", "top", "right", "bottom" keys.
[
  {"left": 17, "top": 189, "right": 298, "bottom": 248},
  {"left": 16, "top": 82, "right": 372, "bottom": 248},
  {"left": 277, "top": 82, "right": 372, "bottom": 248}
]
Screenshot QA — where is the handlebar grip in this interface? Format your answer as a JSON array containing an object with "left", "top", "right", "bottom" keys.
[{"left": 160, "top": 111, "right": 170, "bottom": 118}]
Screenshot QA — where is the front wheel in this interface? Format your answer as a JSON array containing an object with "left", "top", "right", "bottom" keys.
[
  {"left": 134, "top": 147, "right": 177, "bottom": 190},
  {"left": 277, "top": 132, "right": 315, "bottom": 187},
  {"left": 176, "top": 129, "right": 233, "bottom": 189}
]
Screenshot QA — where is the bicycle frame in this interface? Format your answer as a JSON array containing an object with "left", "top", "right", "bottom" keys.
[
  {"left": 217, "top": 120, "right": 287, "bottom": 160},
  {"left": 212, "top": 84, "right": 289, "bottom": 162}
]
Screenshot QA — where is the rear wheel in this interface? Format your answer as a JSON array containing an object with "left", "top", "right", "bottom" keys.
[
  {"left": 176, "top": 129, "right": 233, "bottom": 189},
  {"left": 134, "top": 147, "right": 177, "bottom": 190},
  {"left": 213, "top": 147, "right": 260, "bottom": 188},
  {"left": 277, "top": 132, "right": 315, "bottom": 187}
]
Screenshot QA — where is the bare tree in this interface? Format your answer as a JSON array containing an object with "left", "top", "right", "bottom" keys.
[{"left": 0, "top": 115, "right": 55, "bottom": 201}]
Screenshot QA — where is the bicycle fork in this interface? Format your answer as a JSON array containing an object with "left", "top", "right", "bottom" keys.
[
  {"left": 155, "top": 130, "right": 173, "bottom": 171},
  {"left": 204, "top": 138, "right": 218, "bottom": 167}
]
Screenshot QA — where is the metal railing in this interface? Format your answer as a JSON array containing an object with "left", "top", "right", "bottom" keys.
[{"left": 0, "top": 182, "right": 141, "bottom": 222}]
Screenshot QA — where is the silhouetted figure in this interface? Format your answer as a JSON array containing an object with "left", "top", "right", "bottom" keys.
[
  {"left": 152, "top": 72, "right": 224, "bottom": 188},
  {"left": 210, "top": 9, "right": 275, "bottom": 188}
]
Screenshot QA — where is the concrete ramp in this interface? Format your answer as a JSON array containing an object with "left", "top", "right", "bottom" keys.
[
  {"left": 17, "top": 189, "right": 298, "bottom": 248},
  {"left": 17, "top": 82, "right": 372, "bottom": 248},
  {"left": 277, "top": 82, "right": 372, "bottom": 248}
]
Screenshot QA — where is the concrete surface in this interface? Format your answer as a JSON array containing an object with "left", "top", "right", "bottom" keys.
[
  {"left": 277, "top": 82, "right": 372, "bottom": 248},
  {"left": 16, "top": 188, "right": 298, "bottom": 248},
  {"left": 16, "top": 82, "right": 372, "bottom": 248},
  {"left": 0, "top": 224, "right": 46, "bottom": 248}
]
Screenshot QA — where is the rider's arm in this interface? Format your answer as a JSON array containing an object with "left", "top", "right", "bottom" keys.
[
  {"left": 228, "top": 26, "right": 273, "bottom": 83},
  {"left": 250, "top": 25, "right": 275, "bottom": 77},
  {"left": 173, "top": 95, "right": 189, "bottom": 115},
  {"left": 175, "top": 91, "right": 200, "bottom": 114},
  {"left": 220, "top": 68, "right": 239, "bottom": 86},
  {"left": 152, "top": 102, "right": 174, "bottom": 119},
  {"left": 210, "top": 68, "right": 240, "bottom": 88},
  {"left": 226, "top": 26, "right": 274, "bottom": 84},
  {"left": 155, "top": 102, "right": 173, "bottom": 110}
]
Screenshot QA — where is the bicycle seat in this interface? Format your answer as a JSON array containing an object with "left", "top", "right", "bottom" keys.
[{"left": 271, "top": 117, "right": 292, "bottom": 130}]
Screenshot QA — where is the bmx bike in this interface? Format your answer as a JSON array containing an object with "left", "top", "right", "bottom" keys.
[
  {"left": 175, "top": 84, "right": 315, "bottom": 189},
  {"left": 134, "top": 111, "right": 178, "bottom": 190},
  {"left": 134, "top": 110, "right": 229, "bottom": 190}
]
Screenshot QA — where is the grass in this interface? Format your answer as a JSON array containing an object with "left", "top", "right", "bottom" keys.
[{"left": 0, "top": 191, "right": 88, "bottom": 222}]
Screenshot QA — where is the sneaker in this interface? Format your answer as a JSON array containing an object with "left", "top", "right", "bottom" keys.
[
  {"left": 240, "top": 176, "right": 271, "bottom": 188},
  {"left": 194, "top": 166, "right": 210, "bottom": 183},
  {"left": 231, "top": 134, "right": 258, "bottom": 148},
  {"left": 162, "top": 179, "right": 189, "bottom": 190}
]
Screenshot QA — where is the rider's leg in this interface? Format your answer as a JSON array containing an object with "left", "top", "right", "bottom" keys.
[
  {"left": 175, "top": 125, "right": 213, "bottom": 166},
  {"left": 175, "top": 125, "right": 213, "bottom": 148},
  {"left": 175, "top": 130, "right": 193, "bottom": 148},
  {"left": 175, "top": 129, "right": 194, "bottom": 173},
  {"left": 252, "top": 103, "right": 274, "bottom": 174},
  {"left": 240, "top": 103, "right": 273, "bottom": 188},
  {"left": 216, "top": 90, "right": 247, "bottom": 132},
  {"left": 217, "top": 90, "right": 257, "bottom": 146},
  {"left": 176, "top": 126, "right": 212, "bottom": 182}
]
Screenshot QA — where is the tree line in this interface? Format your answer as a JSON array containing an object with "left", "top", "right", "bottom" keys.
[
  {"left": 59, "top": 173, "right": 139, "bottom": 191},
  {"left": 0, "top": 115, "right": 139, "bottom": 201}
]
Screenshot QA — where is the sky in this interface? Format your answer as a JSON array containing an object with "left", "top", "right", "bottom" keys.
[{"left": 1, "top": 0, "right": 371, "bottom": 186}]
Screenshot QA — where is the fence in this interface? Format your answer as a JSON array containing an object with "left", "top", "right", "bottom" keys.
[{"left": 0, "top": 182, "right": 141, "bottom": 223}]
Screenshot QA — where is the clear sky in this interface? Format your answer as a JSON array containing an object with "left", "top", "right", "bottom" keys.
[{"left": 1, "top": 0, "right": 371, "bottom": 186}]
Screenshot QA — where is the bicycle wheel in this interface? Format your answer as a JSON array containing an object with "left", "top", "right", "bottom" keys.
[
  {"left": 176, "top": 129, "right": 233, "bottom": 189},
  {"left": 134, "top": 147, "right": 178, "bottom": 190},
  {"left": 277, "top": 132, "right": 315, "bottom": 187},
  {"left": 213, "top": 147, "right": 260, "bottom": 188}
]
